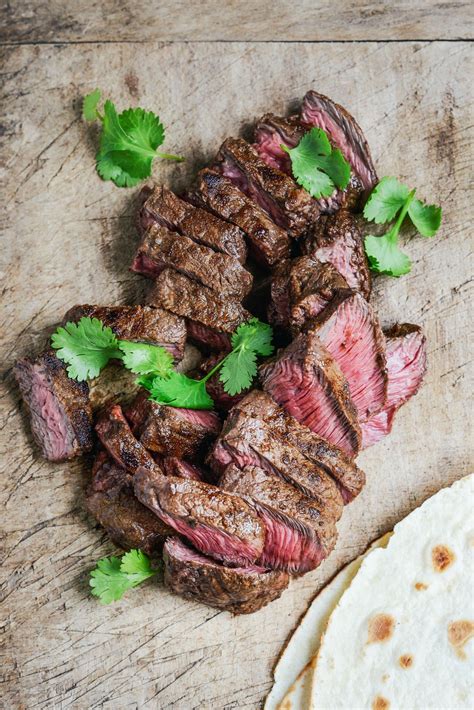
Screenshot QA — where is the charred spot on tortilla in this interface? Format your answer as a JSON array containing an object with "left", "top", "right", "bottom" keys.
[
  {"left": 414, "top": 581, "right": 428, "bottom": 591},
  {"left": 447, "top": 620, "right": 474, "bottom": 660},
  {"left": 367, "top": 613, "right": 395, "bottom": 643},
  {"left": 399, "top": 654, "right": 413, "bottom": 669},
  {"left": 432, "top": 544, "right": 456, "bottom": 572},
  {"left": 372, "top": 695, "right": 390, "bottom": 710}
]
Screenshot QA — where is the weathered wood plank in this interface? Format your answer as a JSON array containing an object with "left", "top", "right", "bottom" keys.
[
  {"left": 1, "top": 0, "right": 473, "bottom": 43},
  {"left": 1, "top": 40, "right": 473, "bottom": 709}
]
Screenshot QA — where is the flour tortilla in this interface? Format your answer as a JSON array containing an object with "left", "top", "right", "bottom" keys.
[
  {"left": 265, "top": 535, "right": 391, "bottom": 710},
  {"left": 310, "top": 474, "right": 474, "bottom": 709}
]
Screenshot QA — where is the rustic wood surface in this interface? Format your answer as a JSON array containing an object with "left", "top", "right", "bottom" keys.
[{"left": 1, "top": 15, "right": 473, "bottom": 710}]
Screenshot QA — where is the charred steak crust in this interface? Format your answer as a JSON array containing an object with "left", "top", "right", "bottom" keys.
[
  {"left": 133, "top": 467, "right": 266, "bottom": 566},
  {"left": 137, "top": 184, "right": 247, "bottom": 263},
  {"left": 259, "top": 330, "right": 361, "bottom": 457},
  {"left": 131, "top": 223, "right": 253, "bottom": 299},
  {"left": 63, "top": 303, "right": 186, "bottom": 360},
  {"left": 230, "top": 391, "right": 365, "bottom": 503},
  {"left": 95, "top": 403, "right": 156, "bottom": 474},
  {"left": 86, "top": 452, "right": 172, "bottom": 555},
  {"left": 216, "top": 137, "right": 319, "bottom": 236},
  {"left": 193, "top": 169, "right": 291, "bottom": 268},
  {"left": 301, "top": 210, "right": 372, "bottom": 299},
  {"left": 14, "top": 350, "right": 93, "bottom": 461},
  {"left": 163, "top": 537, "right": 289, "bottom": 615}
]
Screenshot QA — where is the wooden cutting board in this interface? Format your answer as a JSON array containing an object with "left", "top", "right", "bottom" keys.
[{"left": 1, "top": 6, "right": 472, "bottom": 708}]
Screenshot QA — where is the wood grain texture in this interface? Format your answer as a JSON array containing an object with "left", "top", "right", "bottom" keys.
[
  {"left": 1, "top": 0, "right": 473, "bottom": 43},
  {"left": 0, "top": 40, "right": 473, "bottom": 709}
]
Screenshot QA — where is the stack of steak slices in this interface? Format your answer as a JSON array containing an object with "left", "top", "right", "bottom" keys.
[{"left": 15, "top": 90, "right": 428, "bottom": 614}]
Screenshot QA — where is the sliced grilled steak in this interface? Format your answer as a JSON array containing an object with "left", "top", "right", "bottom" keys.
[
  {"left": 230, "top": 391, "right": 365, "bottom": 503},
  {"left": 192, "top": 169, "right": 291, "bottom": 268},
  {"left": 137, "top": 184, "right": 247, "bottom": 263},
  {"left": 14, "top": 350, "right": 93, "bottom": 461},
  {"left": 362, "top": 324, "right": 427, "bottom": 447},
  {"left": 163, "top": 537, "right": 289, "bottom": 614},
  {"left": 268, "top": 256, "right": 351, "bottom": 334},
  {"left": 301, "top": 210, "right": 371, "bottom": 299},
  {"left": 209, "top": 408, "right": 344, "bottom": 519},
  {"left": 63, "top": 304, "right": 186, "bottom": 361},
  {"left": 216, "top": 137, "right": 319, "bottom": 236},
  {"left": 300, "top": 90, "right": 377, "bottom": 192},
  {"left": 162, "top": 458, "right": 205, "bottom": 481},
  {"left": 254, "top": 113, "right": 363, "bottom": 214},
  {"left": 147, "top": 268, "right": 251, "bottom": 351},
  {"left": 259, "top": 331, "right": 361, "bottom": 457},
  {"left": 134, "top": 467, "right": 265, "bottom": 566},
  {"left": 311, "top": 292, "right": 387, "bottom": 421},
  {"left": 86, "top": 451, "right": 171, "bottom": 554},
  {"left": 220, "top": 464, "right": 337, "bottom": 574},
  {"left": 95, "top": 403, "right": 156, "bottom": 474},
  {"left": 131, "top": 223, "right": 253, "bottom": 299}
]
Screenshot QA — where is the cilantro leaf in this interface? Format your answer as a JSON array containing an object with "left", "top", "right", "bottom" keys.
[
  {"left": 364, "top": 231, "right": 411, "bottom": 277},
  {"left": 83, "top": 89, "right": 102, "bottom": 121},
  {"left": 147, "top": 372, "right": 214, "bottom": 410},
  {"left": 219, "top": 348, "right": 257, "bottom": 396},
  {"left": 118, "top": 341, "right": 173, "bottom": 376},
  {"left": 89, "top": 550, "right": 157, "bottom": 605},
  {"left": 51, "top": 317, "right": 121, "bottom": 381},
  {"left": 231, "top": 318, "right": 274, "bottom": 357},
  {"left": 96, "top": 152, "right": 142, "bottom": 187},
  {"left": 408, "top": 198, "right": 442, "bottom": 237},
  {"left": 363, "top": 176, "right": 410, "bottom": 224},
  {"left": 283, "top": 127, "right": 351, "bottom": 198}
]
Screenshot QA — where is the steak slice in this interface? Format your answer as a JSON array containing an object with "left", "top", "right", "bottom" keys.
[
  {"left": 361, "top": 324, "right": 427, "bottom": 448},
  {"left": 311, "top": 292, "right": 387, "bottom": 421},
  {"left": 268, "top": 256, "right": 351, "bottom": 334},
  {"left": 14, "top": 350, "right": 93, "bottom": 461},
  {"left": 95, "top": 403, "right": 156, "bottom": 474},
  {"left": 301, "top": 210, "right": 372, "bottom": 299},
  {"left": 231, "top": 391, "right": 365, "bottom": 503},
  {"left": 216, "top": 137, "right": 319, "bottom": 236},
  {"left": 259, "top": 331, "right": 361, "bottom": 457},
  {"left": 300, "top": 90, "right": 377, "bottom": 192},
  {"left": 134, "top": 467, "right": 265, "bottom": 566},
  {"left": 163, "top": 537, "right": 289, "bottom": 615},
  {"left": 86, "top": 451, "right": 171, "bottom": 554},
  {"left": 147, "top": 268, "right": 251, "bottom": 351},
  {"left": 254, "top": 113, "right": 363, "bottom": 214},
  {"left": 162, "top": 458, "right": 205, "bottom": 481},
  {"left": 63, "top": 304, "right": 186, "bottom": 361},
  {"left": 192, "top": 169, "right": 291, "bottom": 268},
  {"left": 209, "top": 408, "right": 344, "bottom": 519},
  {"left": 131, "top": 223, "right": 253, "bottom": 299},
  {"left": 220, "top": 464, "right": 337, "bottom": 574},
  {"left": 137, "top": 184, "right": 247, "bottom": 263}
]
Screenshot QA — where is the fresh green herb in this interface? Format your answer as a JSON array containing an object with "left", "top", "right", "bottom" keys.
[
  {"left": 89, "top": 549, "right": 157, "bottom": 605},
  {"left": 118, "top": 341, "right": 173, "bottom": 376},
  {"left": 83, "top": 89, "right": 184, "bottom": 188},
  {"left": 145, "top": 372, "right": 214, "bottom": 410},
  {"left": 363, "top": 177, "right": 442, "bottom": 277},
  {"left": 282, "top": 127, "right": 351, "bottom": 198},
  {"left": 51, "top": 317, "right": 122, "bottom": 381}
]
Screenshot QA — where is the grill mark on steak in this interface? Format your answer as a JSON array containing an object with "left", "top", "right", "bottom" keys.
[
  {"left": 260, "top": 332, "right": 361, "bottom": 457},
  {"left": 220, "top": 464, "right": 337, "bottom": 574},
  {"left": 311, "top": 292, "right": 387, "bottom": 421},
  {"left": 361, "top": 324, "right": 427, "bottom": 448},
  {"left": 137, "top": 184, "right": 247, "bottom": 263},
  {"left": 131, "top": 222, "right": 253, "bottom": 299},
  {"left": 191, "top": 169, "right": 291, "bottom": 269},
  {"left": 301, "top": 210, "right": 372, "bottom": 299},
  {"left": 163, "top": 537, "right": 289, "bottom": 615},
  {"left": 216, "top": 137, "right": 319, "bottom": 237},
  {"left": 95, "top": 403, "right": 156, "bottom": 474},
  {"left": 63, "top": 303, "right": 186, "bottom": 361},
  {"left": 14, "top": 350, "right": 93, "bottom": 461},
  {"left": 230, "top": 391, "right": 365, "bottom": 503},
  {"left": 134, "top": 467, "right": 266, "bottom": 567}
]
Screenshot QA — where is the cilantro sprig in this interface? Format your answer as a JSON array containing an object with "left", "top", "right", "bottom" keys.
[
  {"left": 51, "top": 316, "right": 273, "bottom": 409},
  {"left": 282, "top": 127, "right": 351, "bottom": 198},
  {"left": 363, "top": 177, "right": 442, "bottom": 277},
  {"left": 83, "top": 89, "right": 184, "bottom": 188},
  {"left": 89, "top": 549, "right": 157, "bottom": 604}
]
